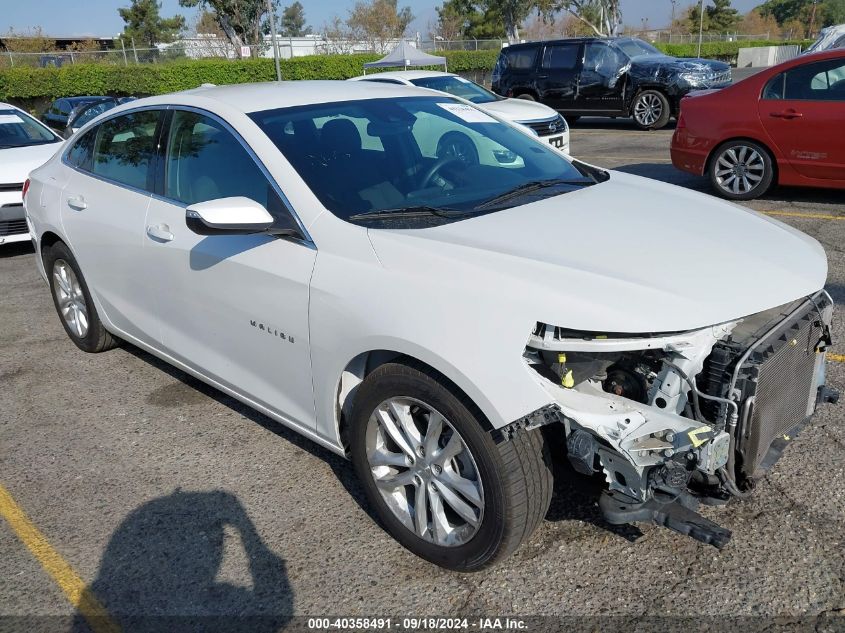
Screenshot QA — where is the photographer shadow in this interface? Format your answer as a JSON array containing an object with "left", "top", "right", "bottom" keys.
[{"left": 70, "top": 489, "right": 292, "bottom": 633}]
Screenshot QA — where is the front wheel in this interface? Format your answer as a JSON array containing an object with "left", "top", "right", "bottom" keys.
[
  {"left": 708, "top": 140, "right": 774, "bottom": 200},
  {"left": 349, "top": 362, "right": 552, "bottom": 572},
  {"left": 631, "top": 90, "right": 671, "bottom": 130}
]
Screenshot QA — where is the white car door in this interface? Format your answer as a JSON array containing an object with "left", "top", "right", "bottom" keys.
[
  {"left": 143, "top": 108, "right": 318, "bottom": 430},
  {"left": 60, "top": 108, "right": 164, "bottom": 344}
]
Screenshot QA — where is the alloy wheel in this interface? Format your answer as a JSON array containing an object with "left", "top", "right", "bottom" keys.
[
  {"left": 365, "top": 397, "right": 485, "bottom": 547},
  {"left": 714, "top": 145, "right": 766, "bottom": 196},
  {"left": 633, "top": 93, "right": 663, "bottom": 127},
  {"left": 52, "top": 259, "right": 88, "bottom": 338}
]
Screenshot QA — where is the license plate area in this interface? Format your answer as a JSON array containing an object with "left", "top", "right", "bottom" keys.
[{"left": 547, "top": 135, "right": 565, "bottom": 149}]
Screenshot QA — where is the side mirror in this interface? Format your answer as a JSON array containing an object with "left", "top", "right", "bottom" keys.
[{"left": 185, "top": 197, "right": 276, "bottom": 236}]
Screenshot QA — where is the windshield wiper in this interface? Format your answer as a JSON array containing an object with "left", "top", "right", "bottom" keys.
[
  {"left": 474, "top": 178, "right": 593, "bottom": 210},
  {"left": 348, "top": 206, "right": 470, "bottom": 221}
]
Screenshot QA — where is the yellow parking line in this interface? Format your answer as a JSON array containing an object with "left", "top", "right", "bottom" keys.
[
  {"left": 0, "top": 483, "right": 120, "bottom": 633},
  {"left": 829, "top": 354, "right": 845, "bottom": 363},
  {"left": 763, "top": 210, "right": 844, "bottom": 221}
]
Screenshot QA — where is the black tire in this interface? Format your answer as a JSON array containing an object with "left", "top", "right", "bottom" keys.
[
  {"left": 516, "top": 93, "right": 536, "bottom": 101},
  {"left": 45, "top": 241, "right": 117, "bottom": 353},
  {"left": 631, "top": 90, "right": 671, "bottom": 130},
  {"left": 436, "top": 132, "right": 480, "bottom": 168},
  {"left": 708, "top": 139, "right": 775, "bottom": 201},
  {"left": 564, "top": 115, "right": 580, "bottom": 125},
  {"left": 349, "top": 361, "right": 553, "bottom": 572}
]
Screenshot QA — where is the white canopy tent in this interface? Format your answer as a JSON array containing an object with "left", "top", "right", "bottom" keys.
[{"left": 363, "top": 41, "right": 447, "bottom": 73}]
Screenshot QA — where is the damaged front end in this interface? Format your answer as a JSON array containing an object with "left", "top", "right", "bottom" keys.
[{"left": 521, "top": 291, "right": 838, "bottom": 547}]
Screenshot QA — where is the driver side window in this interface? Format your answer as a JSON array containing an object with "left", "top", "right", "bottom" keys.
[{"left": 165, "top": 110, "right": 272, "bottom": 206}]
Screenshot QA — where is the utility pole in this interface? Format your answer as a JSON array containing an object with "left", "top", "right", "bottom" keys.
[
  {"left": 266, "top": 0, "right": 282, "bottom": 81},
  {"left": 697, "top": 0, "right": 705, "bottom": 58}
]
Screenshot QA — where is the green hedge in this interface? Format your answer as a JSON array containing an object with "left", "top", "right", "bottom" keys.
[
  {"left": 654, "top": 39, "right": 811, "bottom": 63},
  {"left": 0, "top": 50, "right": 498, "bottom": 102},
  {"left": 0, "top": 41, "right": 812, "bottom": 103}
]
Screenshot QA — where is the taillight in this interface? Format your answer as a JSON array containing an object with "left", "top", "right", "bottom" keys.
[
  {"left": 22, "top": 179, "right": 30, "bottom": 201},
  {"left": 676, "top": 112, "right": 687, "bottom": 130}
]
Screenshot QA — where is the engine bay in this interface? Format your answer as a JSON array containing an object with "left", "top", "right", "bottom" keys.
[{"left": 523, "top": 292, "right": 837, "bottom": 547}]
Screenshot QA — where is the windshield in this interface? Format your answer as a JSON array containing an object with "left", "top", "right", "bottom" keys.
[
  {"left": 409, "top": 76, "right": 499, "bottom": 104},
  {"left": 615, "top": 38, "right": 663, "bottom": 58},
  {"left": 250, "top": 96, "right": 597, "bottom": 226},
  {"left": 0, "top": 108, "right": 61, "bottom": 148},
  {"left": 70, "top": 99, "right": 118, "bottom": 129}
]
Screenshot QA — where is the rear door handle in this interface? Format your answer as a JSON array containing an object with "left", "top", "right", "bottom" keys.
[
  {"left": 146, "top": 223, "right": 174, "bottom": 243},
  {"left": 770, "top": 110, "right": 803, "bottom": 119},
  {"left": 66, "top": 195, "right": 87, "bottom": 210}
]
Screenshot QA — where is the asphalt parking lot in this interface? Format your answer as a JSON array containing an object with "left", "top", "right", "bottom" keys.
[{"left": 1, "top": 119, "right": 844, "bottom": 631}]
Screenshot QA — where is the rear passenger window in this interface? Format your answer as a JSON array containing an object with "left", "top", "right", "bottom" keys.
[
  {"left": 165, "top": 110, "right": 272, "bottom": 207},
  {"left": 91, "top": 110, "right": 160, "bottom": 191},
  {"left": 504, "top": 47, "right": 539, "bottom": 70},
  {"left": 65, "top": 128, "right": 96, "bottom": 170},
  {"left": 542, "top": 44, "right": 581, "bottom": 70},
  {"left": 783, "top": 59, "right": 845, "bottom": 101}
]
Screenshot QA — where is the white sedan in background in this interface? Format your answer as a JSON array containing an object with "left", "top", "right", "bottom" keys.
[
  {"left": 349, "top": 71, "right": 570, "bottom": 156},
  {"left": 0, "top": 103, "right": 64, "bottom": 245},
  {"left": 24, "top": 82, "right": 835, "bottom": 571}
]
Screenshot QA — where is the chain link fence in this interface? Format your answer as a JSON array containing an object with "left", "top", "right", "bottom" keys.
[{"left": 0, "top": 31, "right": 795, "bottom": 70}]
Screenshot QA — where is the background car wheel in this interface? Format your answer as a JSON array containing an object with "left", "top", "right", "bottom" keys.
[
  {"left": 45, "top": 242, "right": 117, "bottom": 353},
  {"left": 516, "top": 93, "right": 536, "bottom": 101},
  {"left": 564, "top": 115, "right": 580, "bottom": 125},
  {"left": 631, "top": 90, "right": 671, "bottom": 130},
  {"left": 436, "top": 132, "right": 479, "bottom": 168},
  {"left": 350, "top": 361, "right": 552, "bottom": 572},
  {"left": 708, "top": 140, "right": 774, "bottom": 201}
]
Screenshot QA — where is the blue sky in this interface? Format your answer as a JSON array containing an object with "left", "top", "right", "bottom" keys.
[{"left": 4, "top": 0, "right": 764, "bottom": 38}]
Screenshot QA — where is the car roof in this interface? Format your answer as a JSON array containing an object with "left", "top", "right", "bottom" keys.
[
  {"left": 504, "top": 36, "right": 631, "bottom": 50},
  {"left": 352, "top": 70, "right": 456, "bottom": 82},
  {"left": 125, "top": 80, "right": 454, "bottom": 114},
  {"left": 65, "top": 96, "right": 107, "bottom": 103}
]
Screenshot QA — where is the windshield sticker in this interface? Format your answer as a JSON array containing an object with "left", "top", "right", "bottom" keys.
[
  {"left": 0, "top": 114, "right": 24, "bottom": 125},
  {"left": 437, "top": 103, "right": 497, "bottom": 124}
]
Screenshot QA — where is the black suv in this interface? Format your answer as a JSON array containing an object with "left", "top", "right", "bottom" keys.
[{"left": 491, "top": 37, "right": 731, "bottom": 130}]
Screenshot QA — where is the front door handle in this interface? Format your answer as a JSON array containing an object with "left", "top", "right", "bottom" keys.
[
  {"left": 146, "top": 223, "right": 174, "bottom": 243},
  {"left": 66, "top": 195, "right": 87, "bottom": 210},
  {"left": 770, "top": 110, "right": 803, "bottom": 119}
]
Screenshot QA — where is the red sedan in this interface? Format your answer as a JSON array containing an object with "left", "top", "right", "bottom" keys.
[{"left": 671, "top": 49, "right": 845, "bottom": 200}]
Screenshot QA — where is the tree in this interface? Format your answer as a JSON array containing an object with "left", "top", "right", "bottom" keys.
[
  {"left": 1, "top": 27, "right": 56, "bottom": 53},
  {"left": 756, "top": 0, "right": 807, "bottom": 25},
  {"left": 178, "top": 0, "right": 273, "bottom": 56},
  {"left": 686, "top": 0, "right": 740, "bottom": 34},
  {"left": 823, "top": 0, "right": 845, "bottom": 23},
  {"left": 347, "top": 0, "right": 414, "bottom": 53},
  {"left": 707, "top": 0, "right": 741, "bottom": 31},
  {"left": 435, "top": 0, "right": 507, "bottom": 39},
  {"left": 738, "top": 8, "right": 780, "bottom": 36},
  {"left": 195, "top": 9, "right": 226, "bottom": 36},
  {"left": 280, "top": 1, "right": 311, "bottom": 36},
  {"left": 542, "top": 1, "right": 623, "bottom": 37},
  {"left": 118, "top": 0, "right": 185, "bottom": 47}
]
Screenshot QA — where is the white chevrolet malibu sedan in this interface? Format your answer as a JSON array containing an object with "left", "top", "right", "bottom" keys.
[
  {"left": 349, "top": 71, "right": 570, "bottom": 155},
  {"left": 25, "top": 81, "right": 836, "bottom": 571}
]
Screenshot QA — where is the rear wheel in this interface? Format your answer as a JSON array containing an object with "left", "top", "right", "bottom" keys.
[
  {"left": 708, "top": 140, "right": 774, "bottom": 201},
  {"left": 45, "top": 242, "right": 117, "bottom": 353},
  {"left": 349, "top": 362, "right": 553, "bottom": 571},
  {"left": 632, "top": 90, "right": 671, "bottom": 130},
  {"left": 516, "top": 93, "right": 536, "bottom": 101}
]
